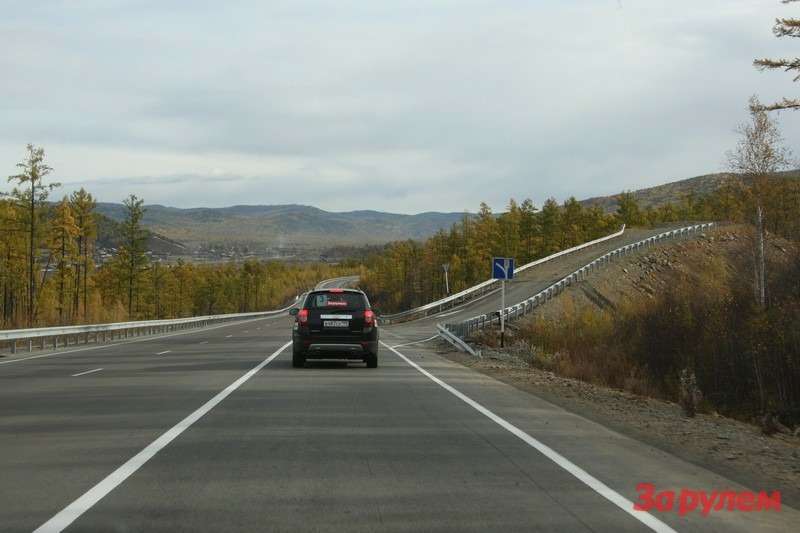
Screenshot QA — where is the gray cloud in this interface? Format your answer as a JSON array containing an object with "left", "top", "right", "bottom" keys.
[{"left": 2, "top": 1, "right": 799, "bottom": 213}]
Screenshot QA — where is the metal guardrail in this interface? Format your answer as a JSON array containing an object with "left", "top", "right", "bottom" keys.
[
  {"left": 442, "top": 223, "right": 716, "bottom": 343},
  {"left": 0, "top": 300, "right": 301, "bottom": 355},
  {"left": 380, "top": 225, "right": 626, "bottom": 324},
  {"left": 0, "top": 272, "right": 365, "bottom": 355},
  {"left": 437, "top": 324, "right": 481, "bottom": 358}
]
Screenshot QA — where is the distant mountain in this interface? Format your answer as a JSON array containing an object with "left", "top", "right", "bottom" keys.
[
  {"left": 94, "top": 203, "right": 467, "bottom": 249},
  {"left": 94, "top": 213, "right": 188, "bottom": 255},
  {"left": 580, "top": 170, "right": 800, "bottom": 213}
]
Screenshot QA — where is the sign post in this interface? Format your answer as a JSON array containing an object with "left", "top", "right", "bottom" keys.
[
  {"left": 442, "top": 263, "right": 450, "bottom": 295},
  {"left": 492, "top": 257, "right": 515, "bottom": 348}
]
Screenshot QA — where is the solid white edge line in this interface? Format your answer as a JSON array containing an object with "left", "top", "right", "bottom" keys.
[
  {"left": 71, "top": 368, "right": 103, "bottom": 377},
  {"left": 390, "top": 334, "right": 440, "bottom": 349},
  {"left": 34, "top": 340, "right": 292, "bottom": 533},
  {"left": 382, "top": 342, "right": 677, "bottom": 533},
  {"left": 155, "top": 350, "right": 171, "bottom": 355}
]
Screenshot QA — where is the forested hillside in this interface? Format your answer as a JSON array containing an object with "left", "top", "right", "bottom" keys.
[{"left": 0, "top": 145, "right": 356, "bottom": 329}]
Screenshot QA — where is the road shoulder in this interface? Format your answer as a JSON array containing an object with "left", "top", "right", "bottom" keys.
[{"left": 440, "top": 344, "right": 800, "bottom": 508}]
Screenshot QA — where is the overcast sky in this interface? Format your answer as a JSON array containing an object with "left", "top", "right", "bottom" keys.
[{"left": 2, "top": 0, "right": 799, "bottom": 213}]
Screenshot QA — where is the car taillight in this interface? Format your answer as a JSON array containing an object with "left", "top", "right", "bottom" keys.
[
  {"left": 364, "top": 309, "right": 375, "bottom": 327},
  {"left": 297, "top": 309, "right": 309, "bottom": 325}
]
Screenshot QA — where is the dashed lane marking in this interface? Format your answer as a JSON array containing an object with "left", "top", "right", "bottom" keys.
[{"left": 71, "top": 368, "right": 103, "bottom": 377}]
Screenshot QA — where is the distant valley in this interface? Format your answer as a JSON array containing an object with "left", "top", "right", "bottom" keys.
[{"left": 94, "top": 203, "right": 468, "bottom": 261}]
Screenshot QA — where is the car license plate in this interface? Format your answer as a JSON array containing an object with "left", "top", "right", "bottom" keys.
[{"left": 324, "top": 320, "right": 349, "bottom": 328}]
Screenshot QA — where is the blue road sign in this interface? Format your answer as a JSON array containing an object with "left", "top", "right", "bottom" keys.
[{"left": 492, "top": 257, "right": 515, "bottom": 280}]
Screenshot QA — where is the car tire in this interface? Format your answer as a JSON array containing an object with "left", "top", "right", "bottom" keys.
[
  {"left": 292, "top": 345, "right": 305, "bottom": 368},
  {"left": 366, "top": 352, "right": 378, "bottom": 368}
]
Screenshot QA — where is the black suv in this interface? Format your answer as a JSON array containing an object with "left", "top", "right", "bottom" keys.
[{"left": 290, "top": 288, "right": 379, "bottom": 368}]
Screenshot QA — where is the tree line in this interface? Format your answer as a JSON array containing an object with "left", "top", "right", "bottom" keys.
[{"left": 1, "top": 144, "right": 353, "bottom": 329}]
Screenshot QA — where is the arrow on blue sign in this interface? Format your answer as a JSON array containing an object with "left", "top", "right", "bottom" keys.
[{"left": 492, "top": 257, "right": 514, "bottom": 280}]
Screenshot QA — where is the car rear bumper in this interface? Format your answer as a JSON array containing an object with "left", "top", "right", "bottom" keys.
[
  {"left": 307, "top": 343, "right": 366, "bottom": 358},
  {"left": 294, "top": 337, "right": 378, "bottom": 358}
]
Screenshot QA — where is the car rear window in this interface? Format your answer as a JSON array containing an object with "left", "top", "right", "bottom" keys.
[{"left": 307, "top": 292, "right": 366, "bottom": 310}]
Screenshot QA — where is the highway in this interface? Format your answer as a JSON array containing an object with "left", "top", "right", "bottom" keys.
[{"left": 1, "top": 229, "right": 798, "bottom": 532}]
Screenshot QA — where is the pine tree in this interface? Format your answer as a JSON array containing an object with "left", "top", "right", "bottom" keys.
[
  {"left": 753, "top": 0, "right": 800, "bottom": 111},
  {"left": 615, "top": 192, "right": 644, "bottom": 227},
  {"left": 69, "top": 188, "right": 96, "bottom": 320},
  {"left": 539, "top": 198, "right": 562, "bottom": 254},
  {"left": 118, "top": 195, "right": 149, "bottom": 318},
  {"left": 519, "top": 198, "right": 539, "bottom": 262},
  {"left": 49, "top": 197, "right": 79, "bottom": 324},
  {"left": 5, "top": 145, "right": 60, "bottom": 326}
]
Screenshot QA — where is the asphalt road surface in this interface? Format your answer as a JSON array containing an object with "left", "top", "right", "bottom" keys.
[{"left": 1, "top": 231, "right": 798, "bottom": 532}]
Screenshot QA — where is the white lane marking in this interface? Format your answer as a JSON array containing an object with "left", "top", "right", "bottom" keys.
[
  {"left": 243, "top": 330, "right": 249, "bottom": 333},
  {"left": 435, "top": 310, "right": 461, "bottom": 318},
  {"left": 382, "top": 342, "right": 676, "bottom": 533},
  {"left": 198, "top": 341, "right": 208, "bottom": 345},
  {"left": 155, "top": 350, "right": 171, "bottom": 355},
  {"left": 0, "top": 315, "right": 282, "bottom": 367},
  {"left": 378, "top": 328, "right": 403, "bottom": 339},
  {"left": 0, "top": 344, "right": 120, "bottom": 366},
  {"left": 71, "top": 368, "right": 103, "bottom": 377},
  {"left": 225, "top": 334, "right": 233, "bottom": 338},
  {"left": 35, "top": 341, "right": 292, "bottom": 533},
  {"left": 390, "top": 334, "right": 440, "bottom": 349}
]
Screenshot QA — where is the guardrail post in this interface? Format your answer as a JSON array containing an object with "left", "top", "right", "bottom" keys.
[
  {"left": 28, "top": 340, "right": 32, "bottom": 352},
  {"left": 11, "top": 340, "right": 16, "bottom": 354}
]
